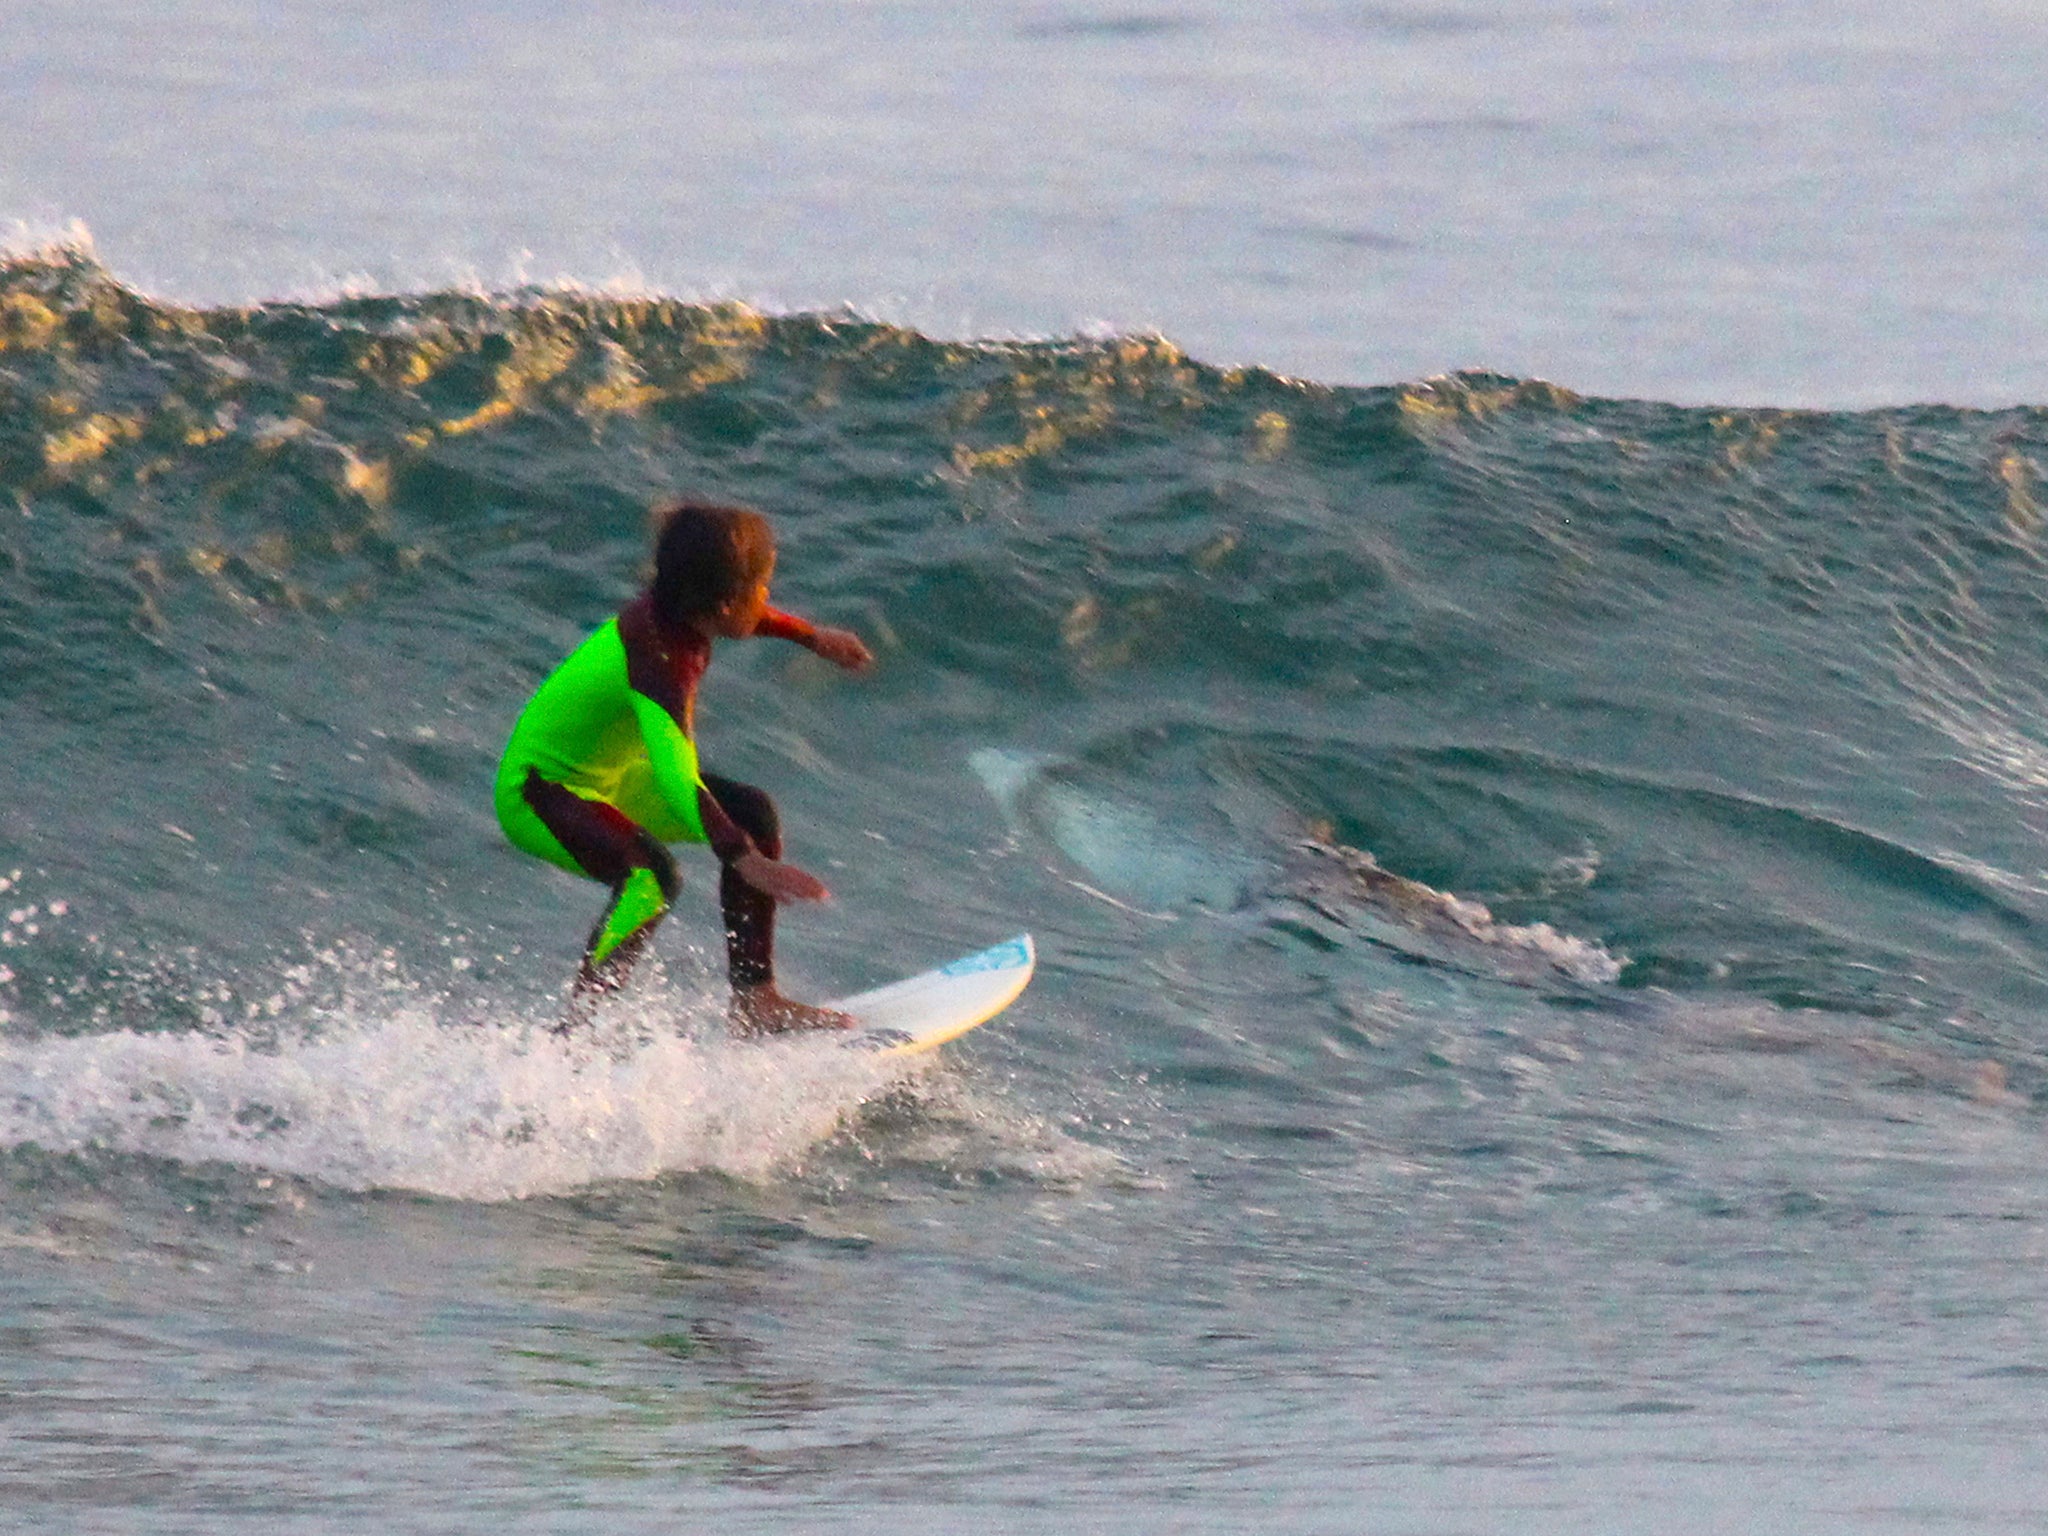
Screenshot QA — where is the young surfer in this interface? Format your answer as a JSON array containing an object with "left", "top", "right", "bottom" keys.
[{"left": 494, "top": 499, "right": 873, "bottom": 1035}]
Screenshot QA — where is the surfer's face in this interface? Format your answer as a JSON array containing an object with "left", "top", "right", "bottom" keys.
[{"left": 712, "top": 562, "right": 774, "bottom": 638}]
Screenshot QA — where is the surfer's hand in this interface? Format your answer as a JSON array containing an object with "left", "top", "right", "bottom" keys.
[
  {"left": 810, "top": 626, "right": 873, "bottom": 672},
  {"left": 734, "top": 850, "right": 831, "bottom": 903}
]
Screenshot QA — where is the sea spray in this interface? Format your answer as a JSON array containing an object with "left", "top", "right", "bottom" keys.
[{"left": 0, "top": 984, "right": 922, "bottom": 1199}]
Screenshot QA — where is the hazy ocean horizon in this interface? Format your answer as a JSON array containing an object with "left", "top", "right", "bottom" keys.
[{"left": 10, "top": 1, "right": 2048, "bottom": 407}]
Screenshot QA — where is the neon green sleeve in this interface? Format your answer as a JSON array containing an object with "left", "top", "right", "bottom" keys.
[{"left": 627, "top": 690, "right": 709, "bottom": 843}]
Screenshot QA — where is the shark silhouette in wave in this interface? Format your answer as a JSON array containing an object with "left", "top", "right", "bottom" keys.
[{"left": 968, "top": 747, "right": 1622, "bottom": 993}]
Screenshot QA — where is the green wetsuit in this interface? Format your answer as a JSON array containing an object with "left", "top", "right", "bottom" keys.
[
  {"left": 496, "top": 593, "right": 814, "bottom": 986},
  {"left": 495, "top": 616, "right": 709, "bottom": 868}
]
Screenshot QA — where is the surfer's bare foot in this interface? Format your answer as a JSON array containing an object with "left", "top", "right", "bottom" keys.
[{"left": 728, "top": 985, "right": 855, "bottom": 1036}]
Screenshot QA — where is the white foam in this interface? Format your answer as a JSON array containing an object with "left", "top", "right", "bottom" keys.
[
  {"left": 0, "top": 217, "right": 96, "bottom": 265},
  {"left": 0, "top": 997, "right": 913, "bottom": 1202},
  {"left": 1286, "top": 839, "right": 1625, "bottom": 987},
  {"left": 1423, "top": 887, "right": 1625, "bottom": 987}
]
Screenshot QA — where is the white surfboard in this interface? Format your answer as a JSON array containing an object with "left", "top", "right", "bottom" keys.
[{"left": 832, "top": 934, "right": 1035, "bottom": 1056}]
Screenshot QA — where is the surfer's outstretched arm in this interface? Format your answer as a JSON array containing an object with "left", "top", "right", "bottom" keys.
[{"left": 755, "top": 606, "right": 873, "bottom": 671}]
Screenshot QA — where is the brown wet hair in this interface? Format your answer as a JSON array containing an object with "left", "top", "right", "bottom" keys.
[{"left": 649, "top": 500, "right": 775, "bottom": 624}]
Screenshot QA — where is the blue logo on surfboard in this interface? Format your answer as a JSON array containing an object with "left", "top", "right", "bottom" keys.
[{"left": 940, "top": 937, "right": 1032, "bottom": 977}]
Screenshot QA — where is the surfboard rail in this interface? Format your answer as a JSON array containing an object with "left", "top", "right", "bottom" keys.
[{"left": 831, "top": 934, "right": 1035, "bottom": 1056}]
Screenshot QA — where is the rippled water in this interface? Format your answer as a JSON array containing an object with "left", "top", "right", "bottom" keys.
[{"left": 9, "top": 6, "right": 2048, "bottom": 1527}]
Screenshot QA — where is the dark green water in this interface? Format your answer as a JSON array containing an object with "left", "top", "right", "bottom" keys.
[{"left": 6, "top": 248, "right": 2048, "bottom": 1531}]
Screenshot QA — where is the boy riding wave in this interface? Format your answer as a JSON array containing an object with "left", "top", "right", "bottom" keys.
[{"left": 494, "top": 500, "right": 872, "bottom": 1034}]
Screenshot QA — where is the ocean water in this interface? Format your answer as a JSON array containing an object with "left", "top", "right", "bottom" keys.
[
  {"left": 8, "top": 6, "right": 2048, "bottom": 1534},
  {"left": 8, "top": 0, "right": 2048, "bottom": 406}
]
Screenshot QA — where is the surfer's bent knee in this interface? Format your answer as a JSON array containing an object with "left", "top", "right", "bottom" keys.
[
  {"left": 512, "top": 767, "right": 679, "bottom": 893},
  {"left": 701, "top": 773, "right": 781, "bottom": 861}
]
